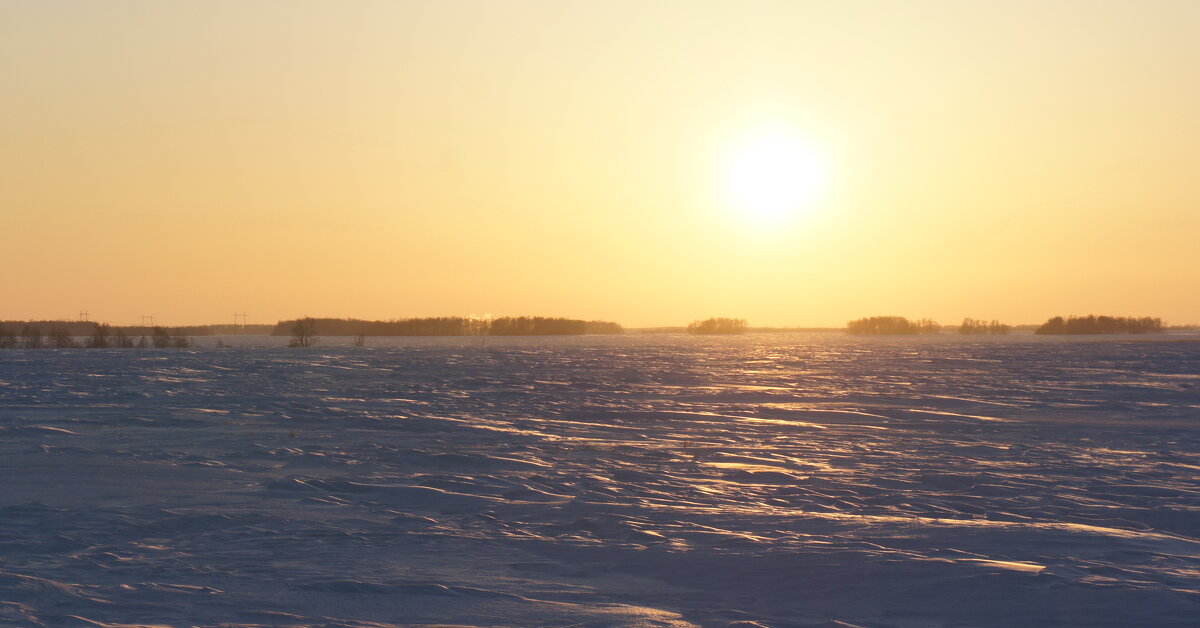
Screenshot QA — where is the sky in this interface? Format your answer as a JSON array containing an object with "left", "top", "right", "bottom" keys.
[{"left": 2, "top": 0, "right": 1197, "bottom": 327}]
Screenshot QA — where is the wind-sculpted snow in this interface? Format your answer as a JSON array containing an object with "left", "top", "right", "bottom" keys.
[{"left": 1, "top": 334, "right": 1198, "bottom": 627}]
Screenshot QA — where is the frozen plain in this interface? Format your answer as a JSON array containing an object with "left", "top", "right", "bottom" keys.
[{"left": 1, "top": 333, "right": 1198, "bottom": 627}]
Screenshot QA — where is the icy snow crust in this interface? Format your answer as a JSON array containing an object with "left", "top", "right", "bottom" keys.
[{"left": 1, "top": 333, "right": 1198, "bottom": 627}]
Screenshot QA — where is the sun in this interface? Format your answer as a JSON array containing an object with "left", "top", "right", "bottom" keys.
[{"left": 722, "top": 130, "right": 827, "bottom": 223}]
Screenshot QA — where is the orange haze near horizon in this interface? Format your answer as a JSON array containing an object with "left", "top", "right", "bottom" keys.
[{"left": 2, "top": 1, "right": 1198, "bottom": 328}]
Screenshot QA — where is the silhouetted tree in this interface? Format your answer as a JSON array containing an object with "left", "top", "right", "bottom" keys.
[
  {"left": 846, "top": 316, "right": 940, "bottom": 335},
  {"left": 490, "top": 316, "right": 592, "bottom": 335},
  {"left": 270, "top": 316, "right": 621, "bottom": 337},
  {"left": 21, "top": 325, "right": 44, "bottom": 349},
  {"left": 0, "top": 325, "right": 16, "bottom": 349},
  {"left": 687, "top": 318, "right": 748, "bottom": 335},
  {"left": 49, "top": 326, "right": 76, "bottom": 348},
  {"left": 1037, "top": 316, "right": 1066, "bottom": 334},
  {"left": 584, "top": 320, "right": 624, "bottom": 334},
  {"left": 113, "top": 329, "right": 134, "bottom": 348},
  {"left": 172, "top": 335, "right": 192, "bottom": 348},
  {"left": 87, "top": 324, "right": 111, "bottom": 348},
  {"left": 959, "top": 318, "right": 1011, "bottom": 335},
  {"left": 152, "top": 327, "right": 172, "bottom": 348},
  {"left": 137, "top": 335, "right": 149, "bottom": 348},
  {"left": 289, "top": 318, "right": 317, "bottom": 347},
  {"left": 465, "top": 315, "right": 491, "bottom": 337},
  {"left": 1035, "top": 315, "right": 1163, "bottom": 335}
]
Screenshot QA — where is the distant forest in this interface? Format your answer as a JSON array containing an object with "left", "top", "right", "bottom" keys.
[
  {"left": 847, "top": 316, "right": 941, "bottom": 335},
  {"left": 686, "top": 318, "right": 748, "bottom": 335},
  {"left": 0, "top": 322, "right": 196, "bottom": 349},
  {"left": 0, "top": 321, "right": 271, "bottom": 337},
  {"left": 2, "top": 314, "right": 1185, "bottom": 346},
  {"left": 959, "top": 318, "right": 1012, "bottom": 335},
  {"left": 1035, "top": 315, "right": 1165, "bottom": 335},
  {"left": 270, "top": 317, "right": 623, "bottom": 337}
]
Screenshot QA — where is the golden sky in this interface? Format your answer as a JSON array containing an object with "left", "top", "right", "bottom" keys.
[{"left": 2, "top": 0, "right": 1197, "bottom": 327}]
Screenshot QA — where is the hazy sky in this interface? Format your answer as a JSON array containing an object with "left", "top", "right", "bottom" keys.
[{"left": 2, "top": 0, "right": 1197, "bottom": 327}]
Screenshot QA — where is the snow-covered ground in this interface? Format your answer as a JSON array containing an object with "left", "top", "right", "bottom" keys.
[{"left": 1, "top": 333, "right": 1198, "bottom": 627}]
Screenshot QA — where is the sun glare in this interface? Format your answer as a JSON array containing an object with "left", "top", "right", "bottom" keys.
[{"left": 722, "top": 131, "right": 827, "bottom": 223}]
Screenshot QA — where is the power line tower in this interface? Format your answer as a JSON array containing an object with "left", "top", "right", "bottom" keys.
[
  {"left": 78, "top": 310, "right": 89, "bottom": 322},
  {"left": 233, "top": 313, "right": 248, "bottom": 331},
  {"left": 140, "top": 315, "right": 155, "bottom": 327}
]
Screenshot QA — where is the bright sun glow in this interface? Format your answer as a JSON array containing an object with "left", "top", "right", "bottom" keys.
[{"left": 723, "top": 131, "right": 827, "bottom": 223}]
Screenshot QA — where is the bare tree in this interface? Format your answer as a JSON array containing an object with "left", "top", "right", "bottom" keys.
[
  {"left": 686, "top": 318, "right": 748, "bottom": 335},
  {"left": 22, "top": 325, "right": 44, "bottom": 349},
  {"left": 847, "top": 316, "right": 939, "bottom": 335},
  {"left": 49, "top": 326, "right": 76, "bottom": 348},
  {"left": 289, "top": 317, "right": 317, "bottom": 347},
  {"left": 0, "top": 325, "right": 16, "bottom": 349},
  {"left": 87, "top": 324, "right": 111, "bottom": 348},
  {"left": 113, "top": 328, "right": 134, "bottom": 348}
]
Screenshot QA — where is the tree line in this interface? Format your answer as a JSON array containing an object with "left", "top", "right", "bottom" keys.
[
  {"left": 490, "top": 316, "right": 622, "bottom": 335},
  {"left": 1034, "top": 315, "right": 1164, "bottom": 335},
  {"left": 0, "top": 320, "right": 271, "bottom": 337},
  {"left": 959, "top": 318, "right": 1012, "bottom": 335},
  {"left": 847, "top": 316, "right": 941, "bottom": 335},
  {"left": 0, "top": 323, "right": 193, "bottom": 349},
  {"left": 686, "top": 318, "right": 748, "bottom": 335},
  {"left": 845, "top": 315, "right": 1167, "bottom": 335},
  {"left": 271, "top": 316, "right": 624, "bottom": 338}
]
